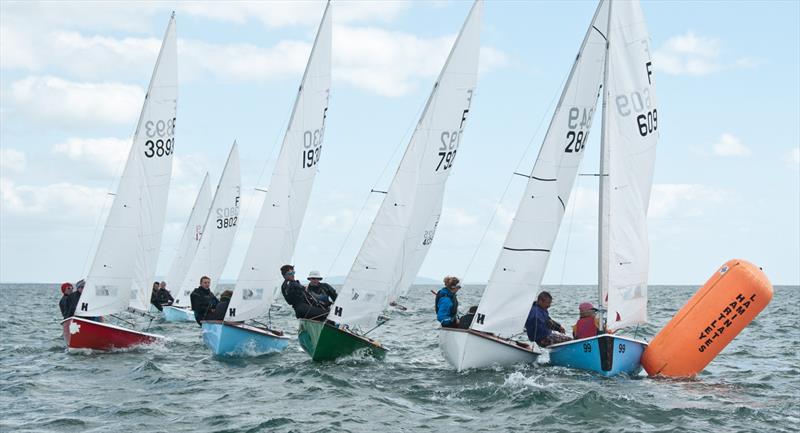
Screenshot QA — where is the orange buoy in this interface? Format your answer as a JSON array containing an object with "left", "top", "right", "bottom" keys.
[{"left": 641, "top": 259, "right": 773, "bottom": 378}]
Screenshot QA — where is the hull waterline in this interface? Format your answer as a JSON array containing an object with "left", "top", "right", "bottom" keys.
[
  {"left": 61, "top": 317, "right": 164, "bottom": 351},
  {"left": 547, "top": 335, "right": 647, "bottom": 377},
  {"left": 439, "top": 328, "right": 540, "bottom": 371},
  {"left": 201, "top": 321, "right": 289, "bottom": 357},
  {"left": 298, "top": 319, "right": 387, "bottom": 361}
]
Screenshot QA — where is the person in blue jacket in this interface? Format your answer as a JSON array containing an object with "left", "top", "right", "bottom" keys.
[
  {"left": 435, "top": 276, "right": 461, "bottom": 328},
  {"left": 525, "top": 291, "right": 571, "bottom": 347}
]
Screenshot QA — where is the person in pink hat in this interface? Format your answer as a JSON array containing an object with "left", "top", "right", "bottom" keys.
[{"left": 572, "top": 302, "right": 604, "bottom": 339}]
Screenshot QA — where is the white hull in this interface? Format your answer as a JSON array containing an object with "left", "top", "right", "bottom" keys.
[{"left": 439, "top": 328, "right": 541, "bottom": 371}]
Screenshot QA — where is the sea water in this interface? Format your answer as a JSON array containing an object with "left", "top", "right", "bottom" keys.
[{"left": 1, "top": 284, "right": 798, "bottom": 432}]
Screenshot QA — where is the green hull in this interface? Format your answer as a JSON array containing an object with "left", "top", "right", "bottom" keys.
[{"left": 297, "top": 319, "right": 387, "bottom": 361}]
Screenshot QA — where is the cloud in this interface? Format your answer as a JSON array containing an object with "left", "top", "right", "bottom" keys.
[
  {"left": 0, "top": 149, "right": 26, "bottom": 174},
  {"left": 654, "top": 32, "right": 755, "bottom": 76},
  {"left": 712, "top": 133, "right": 751, "bottom": 157},
  {"left": 0, "top": 177, "right": 108, "bottom": 224},
  {"left": 443, "top": 207, "right": 480, "bottom": 228},
  {"left": 52, "top": 137, "right": 131, "bottom": 176},
  {"left": 180, "top": 39, "right": 309, "bottom": 82},
  {"left": 787, "top": 148, "right": 800, "bottom": 169},
  {"left": 5, "top": 76, "right": 144, "bottom": 128},
  {"left": 649, "top": 184, "right": 727, "bottom": 219}
]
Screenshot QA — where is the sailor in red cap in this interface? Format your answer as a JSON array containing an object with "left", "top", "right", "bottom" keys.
[
  {"left": 59, "top": 282, "right": 73, "bottom": 318},
  {"left": 572, "top": 302, "right": 604, "bottom": 339}
]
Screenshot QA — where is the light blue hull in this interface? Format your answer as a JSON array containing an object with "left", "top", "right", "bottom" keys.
[
  {"left": 201, "top": 321, "right": 289, "bottom": 357},
  {"left": 548, "top": 335, "right": 647, "bottom": 377},
  {"left": 163, "top": 306, "right": 195, "bottom": 322}
]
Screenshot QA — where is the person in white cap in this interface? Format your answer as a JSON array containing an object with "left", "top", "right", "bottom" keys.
[{"left": 306, "top": 270, "right": 337, "bottom": 308}]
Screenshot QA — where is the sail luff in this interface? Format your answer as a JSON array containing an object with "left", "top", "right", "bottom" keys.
[
  {"left": 469, "top": 0, "right": 609, "bottom": 338},
  {"left": 598, "top": 0, "right": 614, "bottom": 309},
  {"left": 225, "top": 2, "right": 331, "bottom": 322}
]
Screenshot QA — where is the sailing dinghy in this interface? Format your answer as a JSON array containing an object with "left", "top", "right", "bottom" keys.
[
  {"left": 201, "top": 1, "right": 331, "bottom": 357},
  {"left": 439, "top": 0, "right": 610, "bottom": 372},
  {"left": 61, "top": 13, "right": 177, "bottom": 350},
  {"left": 547, "top": 0, "right": 658, "bottom": 376},
  {"left": 157, "top": 173, "right": 211, "bottom": 315},
  {"left": 164, "top": 142, "right": 241, "bottom": 322},
  {"left": 298, "top": 0, "right": 482, "bottom": 362}
]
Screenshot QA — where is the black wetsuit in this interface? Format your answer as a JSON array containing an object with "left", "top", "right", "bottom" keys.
[
  {"left": 205, "top": 300, "right": 229, "bottom": 321},
  {"left": 281, "top": 279, "right": 328, "bottom": 320},
  {"left": 64, "top": 290, "right": 83, "bottom": 318},
  {"left": 308, "top": 282, "right": 337, "bottom": 308},
  {"left": 59, "top": 295, "right": 70, "bottom": 319},
  {"left": 151, "top": 288, "right": 174, "bottom": 311},
  {"left": 190, "top": 286, "right": 218, "bottom": 325}
]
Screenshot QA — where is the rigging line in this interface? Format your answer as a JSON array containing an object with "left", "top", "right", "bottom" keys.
[
  {"left": 461, "top": 69, "right": 572, "bottom": 281},
  {"left": 325, "top": 95, "right": 430, "bottom": 278},
  {"left": 558, "top": 158, "right": 584, "bottom": 287}
]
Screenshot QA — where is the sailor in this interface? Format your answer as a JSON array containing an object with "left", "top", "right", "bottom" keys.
[
  {"left": 205, "top": 290, "right": 233, "bottom": 321},
  {"left": 64, "top": 279, "right": 86, "bottom": 318},
  {"left": 435, "top": 276, "right": 461, "bottom": 328},
  {"left": 59, "top": 282, "right": 73, "bottom": 318},
  {"left": 190, "top": 276, "right": 219, "bottom": 325},
  {"left": 572, "top": 302, "right": 604, "bottom": 339},
  {"left": 524, "top": 291, "right": 572, "bottom": 347},
  {"left": 306, "top": 270, "right": 337, "bottom": 308},
  {"left": 149, "top": 281, "right": 160, "bottom": 310},
  {"left": 151, "top": 281, "right": 174, "bottom": 311},
  {"left": 280, "top": 265, "right": 328, "bottom": 320},
  {"left": 458, "top": 305, "right": 478, "bottom": 329}
]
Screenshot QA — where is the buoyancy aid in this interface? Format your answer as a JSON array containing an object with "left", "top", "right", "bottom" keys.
[{"left": 573, "top": 316, "right": 600, "bottom": 339}]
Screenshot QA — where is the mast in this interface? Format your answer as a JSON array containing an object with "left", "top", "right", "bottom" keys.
[{"left": 597, "top": 0, "right": 614, "bottom": 310}]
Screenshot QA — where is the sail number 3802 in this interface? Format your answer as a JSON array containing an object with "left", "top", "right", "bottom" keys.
[{"left": 144, "top": 118, "right": 176, "bottom": 158}]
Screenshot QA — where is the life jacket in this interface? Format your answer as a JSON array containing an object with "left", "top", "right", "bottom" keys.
[
  {"left": 434, "top": 288, "right": 458, "bottom": 318},
  {"left": 574, "top": 316, "right": 600, "bottom": 339}
]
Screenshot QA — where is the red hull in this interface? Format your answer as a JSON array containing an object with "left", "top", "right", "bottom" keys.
[{"left": 61, "top": 317, "right": 164, "bottom": 350}]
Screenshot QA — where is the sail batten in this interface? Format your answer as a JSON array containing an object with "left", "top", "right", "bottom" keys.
[
  {"left": 330, "top": 0, "right": 483, "bottom": 331},
  {"left": 226, "top": 2, "right": 332, "bottom": 322},
  {"left": 77, "top": 15, "right": 178, "bottom": 317}
]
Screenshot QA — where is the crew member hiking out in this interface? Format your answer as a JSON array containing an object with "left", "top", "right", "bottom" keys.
[{"left": 280, "top": 264, "right": 328, "bottom": 320}]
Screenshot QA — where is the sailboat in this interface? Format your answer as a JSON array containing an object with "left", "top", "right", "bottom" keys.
[
  {"left": 439, "top": 0, "right": 609, "bottom": 371},
  {"left": 159, "top": 172, "right": 211, "bottom": 311},
  {"left": 164, "top": 142, "right": 241, "bottom": 322},
  {"left": 297, "top": 0, "right": 482, "bottom": 362},
  {"left": 61, "top": 13, "right": 177, "bottom": 350},
  {"left": 201, "top": 1, "right": 331, "bottom": 357},
  {"left": 547, "top": 0, "right": 658, "bottom": 376}
]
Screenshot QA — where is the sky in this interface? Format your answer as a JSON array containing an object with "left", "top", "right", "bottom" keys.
[{"left": 1, "top": 0, "right": 798, "bottom": 286}]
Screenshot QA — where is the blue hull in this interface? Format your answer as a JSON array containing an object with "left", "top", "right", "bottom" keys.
[
  {"left": 201, "top": 321, "right": 289, "bottom": 357},
  {"left": 163, "top": 306, "right": 195, "bottom": 322},
  {"left": 548, "top": 335, "right": 647, "bottom": 377}
]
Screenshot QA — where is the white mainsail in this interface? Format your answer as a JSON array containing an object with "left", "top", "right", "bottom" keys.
[
  {"left": 330, "top": 0, "right": 482, "bottom": 331},
  {"left": 470, "top": 1, "right": 610, "bottom": 338},
  {"left": 76, "top": 14, "right": 177, "bottom": 317},
  {"left": 225, "top": 2, "right": 331, "bottom": 322},
  {"left": 600, "top": 0, "right": 658, "bottom": 330},
  {"left": 165, "top": 172, "right": 212, "bottom": 296},
  {"left": 175, "top": 142, "right": 241, "bottom": 303}
]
